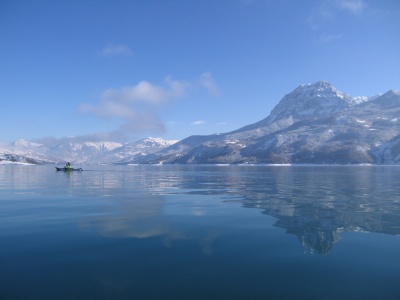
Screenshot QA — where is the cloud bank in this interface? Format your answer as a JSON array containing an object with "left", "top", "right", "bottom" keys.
[
  {"left": 79, "top": 78, "right": 188, "bottom": 119},
  {"left": 78, "top": 73, "right": 220, "bottom": 141}
]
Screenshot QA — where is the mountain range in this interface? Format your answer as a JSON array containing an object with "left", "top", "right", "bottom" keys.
[
  {"left": 0, "top": 138, "right": 178, "bottom": 165},
  {"left": 1, "top": 81, "right": 399, "bottom": 165}
]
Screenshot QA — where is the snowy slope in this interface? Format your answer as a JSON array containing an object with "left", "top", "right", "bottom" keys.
[
  {"left": 146, "top": 82, "right": 400, "bottom": 164},
  {"left": 0, "top": 140, "right": 64, "bottom": 164}
]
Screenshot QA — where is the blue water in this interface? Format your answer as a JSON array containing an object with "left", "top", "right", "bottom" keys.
[{"left": 0, "top": 165, "right": 399, "bottom": 299}]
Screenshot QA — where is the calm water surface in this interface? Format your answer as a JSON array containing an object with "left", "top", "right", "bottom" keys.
[{"left": 0, "top": 165, "right": 399, "bottom": 299}]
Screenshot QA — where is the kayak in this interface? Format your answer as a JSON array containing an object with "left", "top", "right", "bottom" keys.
[{"left": 55, "top": 167, "right": 83, "bottom": 172}]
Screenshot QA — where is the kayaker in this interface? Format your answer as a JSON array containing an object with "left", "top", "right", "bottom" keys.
[{"left": 65, "top": 162, "right": 72, "bottom": 170}]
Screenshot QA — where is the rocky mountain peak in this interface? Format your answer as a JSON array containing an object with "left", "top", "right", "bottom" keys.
[
  {"left": 268, "top": 81, "right": 354, "bottom": 123},
  {"left": 289, "top": 81, "right": 337, "bottom": 98},
  {"left": 297, "top": 80, "right": 338, "bottom": 95}
]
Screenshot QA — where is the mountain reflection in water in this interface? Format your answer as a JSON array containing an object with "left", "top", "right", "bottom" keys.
[
  {"left": 162, "top": 165, "right": 400, "bottom": 254},
  {"left": 219, "top": 166, "right": 400, "bottom": 254},
  {"left": 4, "top": 165, "right": 398, "bottom": 256}
]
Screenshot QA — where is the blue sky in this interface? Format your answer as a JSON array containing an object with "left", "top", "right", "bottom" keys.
[{"left": 1, "top": 0, "right": 399, "bottom": 144}]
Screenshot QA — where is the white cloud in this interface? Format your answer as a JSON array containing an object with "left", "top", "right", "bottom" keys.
[
  {"left": 307, "top": 3, "right": 335, "bottom": 31},
  {"left": 81, "top": 74, "right": 218, "bottom": 121},
  {"left": 198, "top": 72, "right": 221, "bottom": 96},
  {"left": 77, "top": 73, "right": 218, "bottom": 140},
  {"left": 308, "top": 0, "right": 365, "bottom": 30},
  {"left": 79, "top": 77, "right": 190, "bottom": 137},
  {"left": 191, "top": 120, "right": 207, "bottom": 126},
  {"left": 100, "top": 44, "right": 133, "bottom": 56},
  {"left": 119, "top": 112, "right": 165, "bottom": 133},
  {"left": 335, "top": 0, "right": 365, "bottom": 15},
  {"left": 79, "top": 78, "right": 189, "bottom": 119}
]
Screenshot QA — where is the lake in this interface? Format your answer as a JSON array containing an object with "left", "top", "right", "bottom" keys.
[{"left": 0, "top": 165, "right": 399, "bottom": 299}]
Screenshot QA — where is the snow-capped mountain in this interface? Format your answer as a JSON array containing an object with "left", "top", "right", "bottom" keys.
[
  {"left": 13, "top": 139, "right": 44, "bottom": 149},
  {"left": 0, "top": 139, "right": 63, "bottom": 164},
  {"left": 1, "top": 138, "right": 178, "bottom": 164},
  {"left": 0, "top": 151, "right": 63, "bottom": 165},
  {"left": 103, "top": 138, "right": 179, "bottom": 164},
  {"left": 40, "top": 138, "right": 177, "bottom": 164},
  {"left": 143, "top": 81, "right": 400, "bottom": 164},
  {"left": 45, "top": 141, "right": 123, "bottom": 164},
  {"left": 267, "top": 80, "right": 364, "bottom": 121}
]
